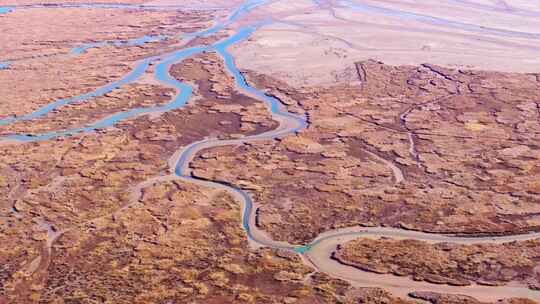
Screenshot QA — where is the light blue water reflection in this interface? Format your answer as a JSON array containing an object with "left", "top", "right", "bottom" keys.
[
  {"left": 0, "top": 0, "right": 269, "bottom": 128},
  {"left": 4, "top": 26, "right": 268, "bottom": 141}
]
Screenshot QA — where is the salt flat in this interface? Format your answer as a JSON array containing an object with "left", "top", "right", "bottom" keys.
[{"left": 232, "top": 0, "right": 540, "bottom": 86}]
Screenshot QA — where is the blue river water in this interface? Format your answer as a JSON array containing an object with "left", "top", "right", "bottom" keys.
[
  {"left": 1, "top": 0, "right": 308, "bottom": 252},
  {"left": 185, "top": 0, "right": 270, "bottom": 38},
  {"left": 339, "top": 0, "right": 540, "bottom": 39},
  {"left": 6, "top": 0, "right": 537, "bottom": 266},
  {"left": 173, "top": 25, "right": 308, "bottom": 250},
  {"left": 71, "top": 35, "right": 168, "bottom": 55},
  {"left": 6, "top": 22, "right": 306, "bottom": 143},
  {"left": 0, "top": 0, "right": 271, "bottom": 128},
  {"left": 5, "top": 33, "right": 222, "bottom": 141},
  {"left": 0, "top": 59, "right": 153, "bottom": 126}
]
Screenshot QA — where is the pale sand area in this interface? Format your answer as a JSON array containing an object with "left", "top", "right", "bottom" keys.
[
  {"left": 145, "top": 0, "right": 244, "bottom": 9},
  {"left": 343, "top": 0, "right": 540, "bottom": 33},
  {"left": 231, "top": 0, "right": 540, "bottom": 86}
]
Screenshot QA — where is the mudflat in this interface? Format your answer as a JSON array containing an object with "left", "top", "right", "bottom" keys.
[{"left": 1, "top": 1, "right": 539, "bottom": 303}]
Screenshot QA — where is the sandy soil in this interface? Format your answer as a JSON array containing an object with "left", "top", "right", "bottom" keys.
[
  {"left": 2, "top": 0, "right": 539, "bottom": 302},
  {"left": 146, "top": 0, "right": 244, "bottom": 8},
  {"left": 0, "top": 6, "right": 210, "bottom": 118},
  {"left": 231, "top": 0, "right": 540, "bottom": 86}
]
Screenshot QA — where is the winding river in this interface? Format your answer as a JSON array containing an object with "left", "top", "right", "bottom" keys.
[{"left": 3, "top": 0, "right": 540, "bottom": 301}]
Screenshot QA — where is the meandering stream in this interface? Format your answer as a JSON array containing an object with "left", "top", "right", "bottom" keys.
[{"left": 3, "top": 0, "right": 540, "bottom": 301}]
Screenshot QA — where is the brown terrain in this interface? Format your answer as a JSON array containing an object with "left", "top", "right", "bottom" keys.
[
  {"left": 0, "top": 5, "right": 211, "bottom": 118},
  {"left": 1, "top": 0, "right": 540, "bottom": 303},
  {"left": 0, "top": 84, "right": 174, "bottom": 135},
  {"left": 191, "top": 60, "right": 540, "bottom": 244},
  {"left": 0, "top": 37, "right": 458, "bottom": 304},
  {"left": 0, "top": 49, "right": 276, "bottom": 302},
  {"left": 334, "top": 238, "right": 540, "bottom": 289}
]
